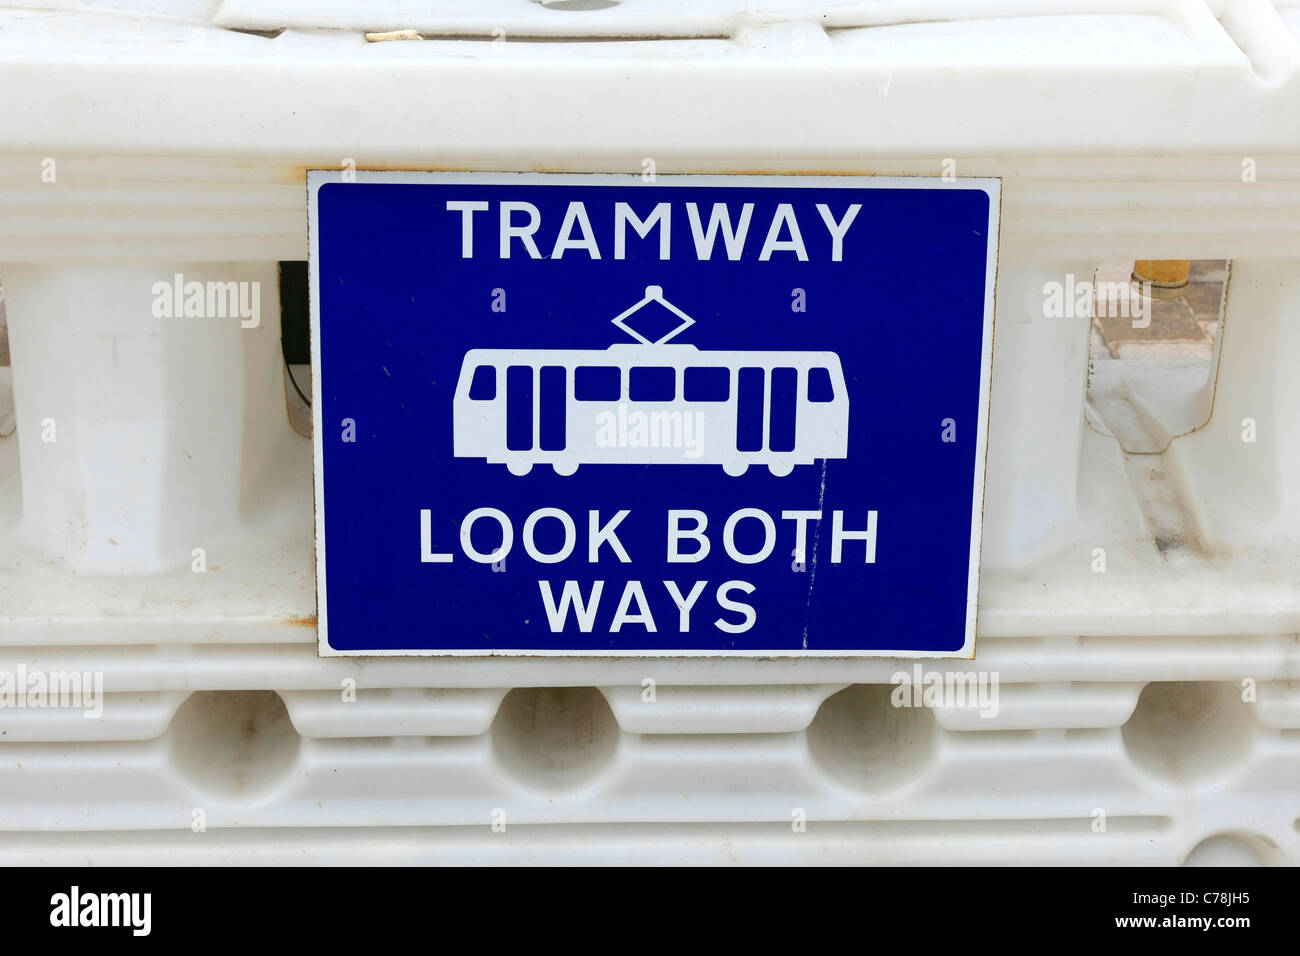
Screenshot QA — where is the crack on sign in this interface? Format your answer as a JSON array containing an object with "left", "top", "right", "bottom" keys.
[{"left": 801, "top": 458, "right": 830, "bottom": 650}]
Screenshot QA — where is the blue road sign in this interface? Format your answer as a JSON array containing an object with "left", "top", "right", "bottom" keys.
[{"left": 309, "top": 172, "right": 999, "bottom": 657}]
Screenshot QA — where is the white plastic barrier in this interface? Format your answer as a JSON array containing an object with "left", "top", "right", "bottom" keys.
[{"left": 0, "top": 0, "right": 1299, "bottom": 864}]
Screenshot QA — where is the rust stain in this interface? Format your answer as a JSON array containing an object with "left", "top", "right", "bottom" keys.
[
  {"left": 284, "top": 615, "right": 318, "bottom": 628},
  {"left": 289, "top": 163, "right": 481, "bottom": 179}
]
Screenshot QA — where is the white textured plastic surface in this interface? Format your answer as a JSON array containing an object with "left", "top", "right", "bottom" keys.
[{"left": 1, "top": 0, "right": 1299, "bottom": 865}]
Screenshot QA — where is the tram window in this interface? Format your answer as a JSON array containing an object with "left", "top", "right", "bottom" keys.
[
  {"left": 629, "top": 366, "right": 675, "bottom": 402},
  {"left": 808, "top": 367, "right": 835, "bottom": 403},
  {"left": 684, "top": 367, "right": 729, "bottom": 402},
  {"left": 575, "top": 366, "right": 620, "bottom": 401},
  {"left": 468, "top": 365, "right": 496, "bottom": 401}
]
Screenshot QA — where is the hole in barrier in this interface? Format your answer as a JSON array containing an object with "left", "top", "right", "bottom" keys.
[
  {"left": 490, "top": 686, "right": 620, "bottom": 790},
  {"left": 536, "top": 0, "right": 622, "bottom": 10},
  {"left": 168, "top": 691, "right": 302, "bottom": 800},
  {"left": 1121, "top": 681, "right": 1256, "bottom": 787},
  {"left": 229, "top": 27, "right": 286, "bottom": 40},
  {"left": 806, "top": 684, "right": 937, "bottom": 791},
  {"left": 1183, "top": 832, "right": 1283, "bottom": 867},
  {"left": 278, "top": 261, "right": 312, "bottom": 437},
  {"left": 1085, "top": 259, "right": 1228, "bottom": 454}
]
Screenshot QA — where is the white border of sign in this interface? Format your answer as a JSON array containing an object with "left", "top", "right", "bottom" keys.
[{"left": 308, "top": 171, "right": 1001, "bottom": 658}]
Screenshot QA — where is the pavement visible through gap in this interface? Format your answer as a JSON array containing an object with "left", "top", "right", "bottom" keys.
[{"left": 1091, "top": 259, "right": 1227, "bottom": 361}]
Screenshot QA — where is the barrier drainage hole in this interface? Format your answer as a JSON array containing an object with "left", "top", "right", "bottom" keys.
[
  {"left": 806, "top": 683, "right": 937, "bottom": 792},
  {"left": 491, "top": 686, "right": 619, "bottom": 790},
  {"left": 1183, "top": 833, "right": 1283, "bottom": 866},
  {"left": 537, "top": 0, "right": 621, "bottom": 10},
  {"left": 1122, "top": 681, "right": 1256, "bottom": 786},
  {"left": 168, "top": 690, "right": 301, "bottom": 800}
]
